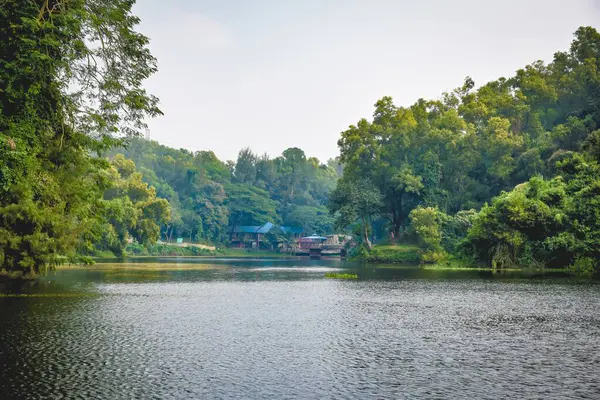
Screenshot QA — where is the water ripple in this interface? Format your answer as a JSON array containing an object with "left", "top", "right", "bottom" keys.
[{"left": 1, "top": 273, "right": 599, "bottom": 399}]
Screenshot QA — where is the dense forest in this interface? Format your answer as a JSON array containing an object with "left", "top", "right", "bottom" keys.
[
  {"left": 0, "top": 0, "right": 163, "bottom": 275},
  {"left": 112, "top": 140, "right": 339, "bottom": 245},
  {"left": 331, "top": 26, "right": 600, "bottom": 272},
  {"left": 0, "top": 0, "right": 599, "bottom": 276}
]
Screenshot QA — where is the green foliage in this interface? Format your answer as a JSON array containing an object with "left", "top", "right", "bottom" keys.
[
  {"left": 3, "top": 10, "right": 600, "bottom": 277},
  {"left": 91, "top": 156, "right": 170, "bottom": 257},
  {"left": 409, "top": 207, "right": 442, "bottom": 250},
  {"left": 331, "top": 26, "right": 600, "bottom": 271},
  {"left": 114, "top": 139, "right": 340, "bottom": 243},
  {"left": 361, "top": 244, "right": 421, "bottom": 264},
  {"left": 325, "top": 273, "right": 358, "bottom": 279},
  {"left": 126, "top": 243, "right": 217, "bottom": 257},
  {"left": 284, "top": 205, "right": 334, "bottom": 235},
  {"left": 465, "top": 156, "right": 600, "bottom": 270},
  {"left": 225, "top": 183, "right": 279, "bottom": 226},
  {"left": 439, "top": 209, "right": 477, "bottom": 252},
  {"left": 0, "top": 0, "right": 159, "bottom": 276},
  {"left": 421, "top": 249, "right": 448, "bottom": 264},
  {"left": 329, "top": 178, "right": 382, "bottom": 248},
  {"left": 566, "top": 257, "right": 597, "bottom": 275}
]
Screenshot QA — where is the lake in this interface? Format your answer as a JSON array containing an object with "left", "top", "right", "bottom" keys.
[{"left": 1, "top": 258, "right": 599, "bottom": 399}]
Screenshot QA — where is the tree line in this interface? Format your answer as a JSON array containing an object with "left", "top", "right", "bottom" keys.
[
  {"left": 111, "top": 140, "right": 339, "bottom": 245},
  {"left": 1, "top": 0, "right": 598, "bottom": 276},
  {"left": 330, "top": 26, "right": 600, "bottom": 271}
]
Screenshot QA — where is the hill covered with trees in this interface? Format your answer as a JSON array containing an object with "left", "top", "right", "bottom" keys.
[
  {"left": 111, "top": 139, "right": 340, "bottom": 245},
  {"left": 331, "top": 26, "right": 600, "bottom": 272}
]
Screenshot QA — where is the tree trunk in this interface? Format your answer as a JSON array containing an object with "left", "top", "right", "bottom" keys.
[
  {"left": 165, "top": 224, "right": 172, "bottom": 243},
  {"left": 362, "top": 216, "right": 372, "bottom": 250},
  {"left": 391, "top": 196, "right": 402, "bottom": 239},
  {"left": 392, "top": 215, "right": 401, "bottom": 239},
  {"left": 395, "top": 193, "right": 404, "bottom": 239}
]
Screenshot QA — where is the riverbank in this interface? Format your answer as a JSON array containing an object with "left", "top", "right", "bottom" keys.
[
  {"left": 357, "top": 245, "right": 595, "bottom": 276},
  {"left": 359, "top": 244, "right": 422, "bottom": 264},
  {"left": 88, "top": 244, "right": 299, "bottom": 260}
]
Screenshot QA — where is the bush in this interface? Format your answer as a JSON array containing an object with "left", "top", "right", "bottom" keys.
[
  {"left": 361, "top": 245, "right": 421, "bottom": 264},
  {"left": 566, "top": 257, "right": 597, "bottom": 275},
  {"left": 421, "top": 249, "right": 448, "bottom": 264},
  {"left": 409, "top": 207, "right": 442, "bottom": 250}
]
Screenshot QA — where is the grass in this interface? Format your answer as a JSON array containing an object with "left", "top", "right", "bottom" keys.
[
  {"left": 127, "top": 243, "right": 217, "bottom": 257},
  {"left": 422, "top": 265, "right": 520, "bottom": 271},
  {"left": 369, "top": 264, "right": 422, "bottom": 270},
  {"left": 361, "top": 243, "right": 422, "bottom": 264},
  {"left": 88, "top": 250, "right": 115, "bottom": 258},
  {"left": 421, "top": 262, "right": 571, "bottom": 273}
]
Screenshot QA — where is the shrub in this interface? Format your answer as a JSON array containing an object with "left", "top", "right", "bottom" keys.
[{"left": 567, "top": 257, "right": 597, "bottom": 275}]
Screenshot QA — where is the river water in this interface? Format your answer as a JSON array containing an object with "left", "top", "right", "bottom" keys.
[{"left": 1, "top": 258, "right": 599, "bottom": 399}]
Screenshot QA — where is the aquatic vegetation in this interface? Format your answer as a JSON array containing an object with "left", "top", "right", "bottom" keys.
[{"left": 325, "top": 273, "right": 358, "bottom": 279}]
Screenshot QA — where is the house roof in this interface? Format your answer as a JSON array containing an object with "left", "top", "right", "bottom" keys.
[
  {"left": 256, "top": 222, "right": 274, "bottom": 234},
  {"left": 231, "top": 225, "right": 261, "bottom": 233},
  {"left": 230, "top": 222, "right": 274, "bottom": 234}
]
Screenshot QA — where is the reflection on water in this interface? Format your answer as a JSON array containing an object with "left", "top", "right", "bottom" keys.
[{"left": 1, "top": 258, "right": 599, "bottom": 399}]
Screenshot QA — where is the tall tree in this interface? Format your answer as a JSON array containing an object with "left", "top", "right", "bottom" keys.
[
  {"left": 329, "top": 178, "right": 382, "bottom": 249},
  {"left": 0, "top": 0, "right": 159, "bottom": 275}
]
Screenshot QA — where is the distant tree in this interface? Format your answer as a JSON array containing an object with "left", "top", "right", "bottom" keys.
[
  {"left": 284, "top": 205, "right": 334, "bottom": 235},
  {"left": 225, "top": 184, "right": 280, "bottom": 227},
  {"left": 329, "top": 179, "right": 382, "bottom": 249},
  {"left": 234, "top": 147, "right": 258, "bottom": 184},
  {"left": 96, "top": 156, "right": 170, "bottom": 257}
]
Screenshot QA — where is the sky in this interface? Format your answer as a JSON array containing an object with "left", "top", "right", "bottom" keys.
[{"left": 133, "top": 0, "right": 600, "bottom": 163}]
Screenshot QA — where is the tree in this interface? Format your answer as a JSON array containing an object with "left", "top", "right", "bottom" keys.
[
  {"left": 225, "top": 184, "right": 279, "bottom": 227},
  {"left": 0, "top": 0, "right": 159, "bottom": 275},
  {"left": 465, "top": 176, "right": 569, "bottom": 268},
  {"left": 115, "top": 139, "right": 341, "bottom": 245},
  {"left": 409, "top": 206, "right": 447, "bottom": 263},
  {"left": 329, "top": 178, "right": 382, "bottom": 249},
  {"left": 233, "top": 147, "right": 258, "bottom": 184},
  {"left": 95, "top": 156, "right": 170, "bottom": 257},
  {"left": 409, "top": 207, "right": 442, "bottom": 250},
  {"left": 284, "top": 205, "right": 334, "bottom": 235}
]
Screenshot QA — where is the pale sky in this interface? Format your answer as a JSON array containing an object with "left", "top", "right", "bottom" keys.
[{"left": 134, "top": 0, "right": 600, "bottom": 163}]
